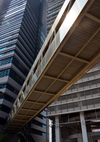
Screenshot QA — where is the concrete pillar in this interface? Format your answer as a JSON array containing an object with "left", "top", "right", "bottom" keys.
[
  {"left": 80, "top": 112, "right": 88, "bottom": 142},
  {"left": 55, "top": 116, "right": 60, "bottom": 142},
  {"left": 77, "top": 136, "right": 82, "bottom": 142}
]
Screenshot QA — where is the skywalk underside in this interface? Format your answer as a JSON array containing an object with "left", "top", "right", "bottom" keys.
[{"left": 6, "top": 0, "right": 100, "bottom": 132}]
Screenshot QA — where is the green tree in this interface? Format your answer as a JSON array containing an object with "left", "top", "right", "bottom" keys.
[{"left": 0, "top": 135, "right": 9, "bottom": 142}]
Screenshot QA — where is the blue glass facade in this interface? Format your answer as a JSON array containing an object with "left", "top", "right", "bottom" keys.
[{"left": 0, "top": 0, "right": 47, "bottom": 140}]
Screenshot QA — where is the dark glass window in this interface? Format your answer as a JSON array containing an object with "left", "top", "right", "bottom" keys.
[
  {"left": 37, "top": 114, "right": 46, "bottom": 121},
  {"left": 0, "top": 117, "right": 6, "bottom": 125},
  {"left": 0, "top": 84, "right": 7, "bottom": 89},
  {"left": 6, "top": 84, "right": 19, "bottom": 95},
  {"left": 42, "top": 124, "right": 46, "bottom": 129},
  {"left": 12, "top": 57, "right": 28, "bottom": 76},
  {"left": 9, "top": 69, "right": 24, "bottom": 85},
  {"left": 0, "top": 68, "right": 24, "bottom": 86},
  {"left": 42, "top": 132, "right": 46, "bottom": 137},
  {"left": 1, "top": 43, "right": 15, "bottom": 49},
  {"left": 31, "top": 128, "right": 42, "bottom": 136},
  {"left": 0, "top": 69, "right": 10, "bottom": 77},
  {"left": 15, "top": 50, "right": 31, "bottom": 68},
  {"left": 0, "top": 38, "right": 17, "bottom": 45},
  {"left": 32, "top": 119, "right": 42, "bottom": 127},
  {"left": 0, "top": 105, "right": 11, "bottom": 113},
  {"left": 0, "top": 83, "right": 19, "bottom": 95},
  {"left": 0, "top": 93, "right": 15, "bottom": 103},
  {"left": 0, "top": 57, "right": 13, "bottom": 66},
  {"left": 0, "top": 50, "right": 14, "bottom": 56}
]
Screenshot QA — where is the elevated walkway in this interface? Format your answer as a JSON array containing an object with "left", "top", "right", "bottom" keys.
[{"left": 6, "top": 0, "right": 100, "bottom": 132}]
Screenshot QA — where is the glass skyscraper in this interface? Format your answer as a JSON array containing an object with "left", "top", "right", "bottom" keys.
[
  {"left": 0, "top": 0, "right": 47, "bottom": 141},
  {"left": 47, "top": 0, "right": 65, "bottom": 33}
]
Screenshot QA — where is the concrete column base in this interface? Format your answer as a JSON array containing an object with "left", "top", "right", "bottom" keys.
[
  {"left": 55, "top": 116, "right": 60, "bottom": 142},
  {"left": 80, "top": 112, "right": 88, "bottom": 142}
]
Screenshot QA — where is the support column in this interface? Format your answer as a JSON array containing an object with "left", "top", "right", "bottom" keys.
[
  {"left": 80, "top": 112, "right": 88, "bottom": 142},
  {"left": 77, "top": 135, "right": 82, "bottom": 142},
  {"left": 55, "top": 116, "right": 60, "bottom": 142}
]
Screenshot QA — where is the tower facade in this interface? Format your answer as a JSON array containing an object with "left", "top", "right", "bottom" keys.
[
  {"left": 47, "top": 62, "right": 100, "bottom": 142},
  {"left": 0, "top": 0, "right": 47, "bottom": 141},
  {"left": 47, "top": 0, "right": 100, "bottom": 142},
  {"left": 47, "top": 0, "right": 65, "bottom": 33}
]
